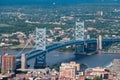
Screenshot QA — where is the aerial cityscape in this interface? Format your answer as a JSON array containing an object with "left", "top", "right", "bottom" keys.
[{"left": 0, "top": 0, "right": 120, "bottom": 80}]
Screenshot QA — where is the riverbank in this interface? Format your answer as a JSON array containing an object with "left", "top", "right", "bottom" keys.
[
  {"left": 86, "top": 51, "right": 98, "bottom": 55},
  {"left": 0, "top": 45, "right": 33, "bottom": 51},
  {"left": 105, "top": 62, "right": 113, "bottom": 68}
]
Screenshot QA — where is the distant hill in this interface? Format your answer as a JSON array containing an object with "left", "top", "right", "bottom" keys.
[{"left": 0, "top": 0, "right": 120, "bottom": 6}]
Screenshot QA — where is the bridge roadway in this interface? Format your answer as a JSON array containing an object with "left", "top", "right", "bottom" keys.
[{"left": 16, "top": 38, "right": 120, "bottom": 61}]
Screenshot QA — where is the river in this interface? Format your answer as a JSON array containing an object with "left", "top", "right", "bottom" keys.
[{"left": 0, "top": 49, "right": 120, "bottom": 68}]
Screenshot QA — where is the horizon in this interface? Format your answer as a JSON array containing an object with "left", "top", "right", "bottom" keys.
[{"left": 0, "top": 0, "right": 120, "bottom": 6}]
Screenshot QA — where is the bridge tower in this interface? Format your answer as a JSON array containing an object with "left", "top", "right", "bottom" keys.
[
  {"left": 35, "top": 27, "right": 46, "bottom": 50},
  {"left": 75, "top": 21, "right": 84, "bottom": 41},
  {"left": 35, "top": 28, "right": 46, "bottom": 68},
  {"left": 75, "top": 21, "right": 85, "bottom": 54},
  {"left": 97, "top": 35, "right": 102, "bottom": 50}
]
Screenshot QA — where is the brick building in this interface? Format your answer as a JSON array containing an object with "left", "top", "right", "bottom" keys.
[{"left": 1, "top": 54, "right": 16, "bottom": 73}]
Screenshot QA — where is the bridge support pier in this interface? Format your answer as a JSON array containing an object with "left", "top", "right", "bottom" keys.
[
  {"left": 21, "top": 54, "right": 27, "bottom": 69},
  {"left": 34, "top": 53, "right": 46, "bottom": 69},
  {"left": 87, "top": 43, "right": 97, "bottom": 51},
  {"left": 97, "top": 35, "right": 102, "bottom": 50},
  {"left": 75, "top": 44, "right": 85, "bottom": 54}
]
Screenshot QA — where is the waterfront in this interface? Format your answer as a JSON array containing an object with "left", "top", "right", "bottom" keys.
[
  {"left": 0, "top": 50, "right": 120, "bottom": 68},
  {"left": 47, "top": 51, "right": 120, "bottom": 68}
]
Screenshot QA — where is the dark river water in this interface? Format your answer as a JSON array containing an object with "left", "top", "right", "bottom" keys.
[{"left": 0, "top": 49, "right": 120, "bottom": 68}]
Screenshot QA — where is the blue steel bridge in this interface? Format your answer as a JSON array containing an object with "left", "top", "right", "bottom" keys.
[
  {"left": 16, "top": 38, "right": 120, "bottom": 68},
  {"left": 17, "top": 38, "right": 120, "bottom": 60},
  {"left": 16, "top": 22, "right": 120, "bottom": 69}
]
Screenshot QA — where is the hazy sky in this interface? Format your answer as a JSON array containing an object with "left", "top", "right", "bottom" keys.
[{"left": 0, "top": 0, "right": 119, "bottom": 6}]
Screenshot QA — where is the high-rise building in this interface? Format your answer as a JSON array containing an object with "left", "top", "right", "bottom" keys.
[
  {"left": 1, "top": 54, "right": 16, "bottom": 73},
  {"left": 59, "top": 61, "right": 80, "bottom": 80},
  {"left": 59, "top": 64, "right": 76, "bottom": 80}
]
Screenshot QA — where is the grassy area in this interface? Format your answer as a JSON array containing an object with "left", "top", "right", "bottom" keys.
[
  {"left": 8, "top": 45, "right": 33, "bottom": 50},
  {"left": 0, "top": 24, "right": 11, "bottom": 27},
  {"left": 58, "top": 47, "right": 74, "bottom": 52}
]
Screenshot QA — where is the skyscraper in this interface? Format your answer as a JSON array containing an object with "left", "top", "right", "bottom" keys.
[{"left": 1, "top": 54, "right": 16, "bottom": 73}]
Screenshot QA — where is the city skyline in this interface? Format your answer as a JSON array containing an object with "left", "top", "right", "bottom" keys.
[{"left": 0, "top": 1, "right": 120, "bottom": 79}]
